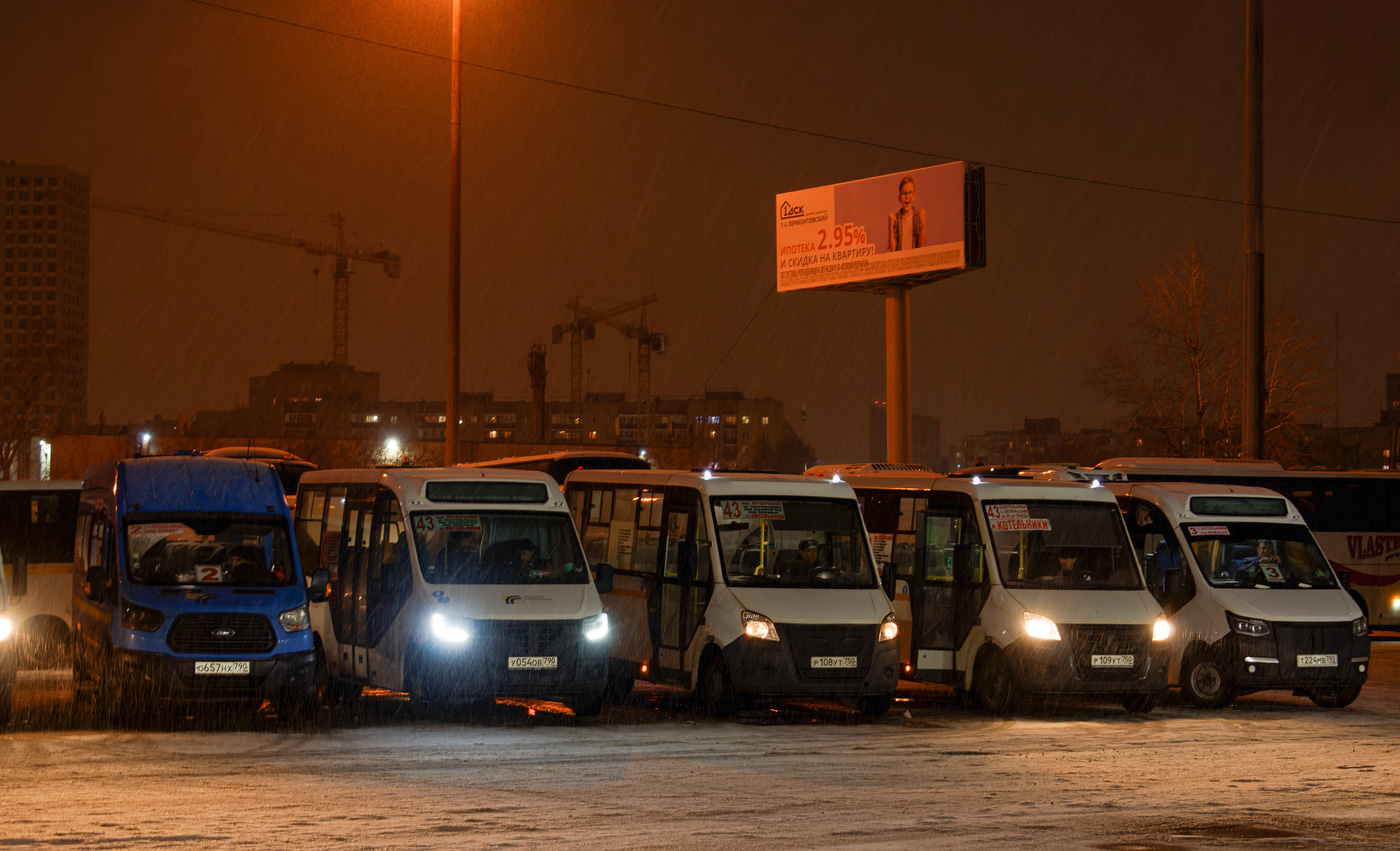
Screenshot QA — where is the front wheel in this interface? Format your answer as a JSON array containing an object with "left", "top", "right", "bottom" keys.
[
  {"left": 696, "top": 654, "right": 739, "bottom": 717},
  {"left": 0, "top": 686, "right": 12, "bottom": 728},
  {"left": 1121, "top": 691, "right": 1162, "bottom": 713},
  {"left": 406, "top": 658, "right": 447, "bottom": 719},
  {"left": 1182, "top": 653, "right": 1235, "bottom": 709},
  {"left": 856, "top": 693, "right": 893, "bottom": 717},
  {"left": 972, "top": 648, "right": 1019, "bottom": 715},
  {"left": 1306, "top": 685, "right": 1362, "bottom": 709}
]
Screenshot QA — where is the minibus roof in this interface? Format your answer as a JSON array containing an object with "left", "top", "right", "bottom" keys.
[
  {"left": 85, "top": 456, "right": 290, "bottom": 514},
  {"left": 1109, "top": 481, "right": 1306, "bottom": 523},
  {"left": 300, "top": 467, "right": 569, "bottom": 510},
  {"left": 826, "top": 469, "right": 1120, "bottom": 505},
  {"left": 564, "top": 468, "right": 859, "bottom": 499}
]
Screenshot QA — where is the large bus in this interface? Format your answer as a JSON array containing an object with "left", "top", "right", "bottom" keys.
[
  {"left": 0, "top": 480, "right": 82, "bottom": 665},
  {"left": 294, "top": 467, "right": 614, "bottom": 717},
  {"left": 1085, "top": 458, "right": 1400, "bottom": 629},
  {"left": 808, "top": 465, "right": 1171, "bottom": 713},
  {"left": 71, "top": 457, "right": 324, "bottom": 721},
  {"left": 565, "top": 469, "right": 899, "bottom": 716},
  {"left": 463, "top": 451, "right": 650, "bottom": 485},
  {"left": 1110, "top": 480, "right": 1368, "bottom": 708}
]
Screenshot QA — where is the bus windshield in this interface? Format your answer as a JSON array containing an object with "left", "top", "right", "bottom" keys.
[
  {"left": 1181, "top": 521, "right": 1338, "bottom": 589},
  {"left": 711, "top": 497, "right": 877, "bottom": 589},
  {"left": 411, "top": 511, "right": 589, "bottom": 585},
  {"left": 125, "top": 515, "right": 295, "bottom": 587},
  {"left": 986, "top": 500, "right": 1144, "bottom": 591}
]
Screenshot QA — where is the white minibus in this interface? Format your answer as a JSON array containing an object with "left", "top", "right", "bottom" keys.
[
  {"left": 1111, "top": 481, "right": 1369, "bottom": 708},
  {"left": 294, "top": 468, "right": 613, "bottom": 717},
  {"left": 808, "top": 465, "right": 1171, "bottom": 713},
  {"left": 564, "top": 470, "right": 899, "bottom": 716}
]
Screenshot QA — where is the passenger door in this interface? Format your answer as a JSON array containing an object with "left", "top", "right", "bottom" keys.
[
  {"left": 655, "top": 490, "right": 709, "bottom": 679},
  {"left": 909, "top": 496, "right": 985, "bottom": 685}
]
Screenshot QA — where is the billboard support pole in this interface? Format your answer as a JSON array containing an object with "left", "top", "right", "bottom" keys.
[{"left": 884, "top": 285, "right": 912, "bottom": 464}]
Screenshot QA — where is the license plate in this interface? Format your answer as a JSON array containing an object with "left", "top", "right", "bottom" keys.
[
  {"left": 810, "top": 656, "right": 858, "bottom": 669},
  {"left": 508, "top": 656, "right": 558, "bottom": 670},
  {"left": 1297, "top": 654, "right": 1337, "bottom": 668},
  {"left": 194, "top": 660, "right": 250, "bottom": 675},
  {"left": 1091, "top": 654, "right": 1135, "bottom": 668}
]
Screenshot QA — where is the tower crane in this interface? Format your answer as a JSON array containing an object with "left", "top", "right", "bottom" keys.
[
  {"left": 92, "top": 199, "right": 400, "bottom": 365},
  {"left": 557, "top": 295, "right": 667, "bottom": 447},
  {"left": 551, "top": 293, "right": 658, "bottom": 406}
]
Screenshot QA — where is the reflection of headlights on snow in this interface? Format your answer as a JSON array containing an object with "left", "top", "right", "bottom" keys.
[
  {"left": 878, "top": 613, "right": 899, "bottom": 642},
  {"left": 742, "top": 610, "right": 779, "bottom": 641},
  {"left": 279, "top": 605, "right": 310, "bottom": 632},
  {"left": 0, "top": 615, "right": 11, "bottom": 641},
  {"left": 1152, "top": 617, "right": 1173, "bottom": 642},
  {"left": 1022, "top": 611, "right": 1061, "bottom": 641},
  {"left": 430, "top": 612, "right": 471, "bottom": 644},
  {"left": 583, "top": 613, "right": 609, "bottom": 642}
]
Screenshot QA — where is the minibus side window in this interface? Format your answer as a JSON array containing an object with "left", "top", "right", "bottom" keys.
[
  {"left": 364, "top": 489, "right": 409, "bottom": 647},
  {"left": 295, "top": 485, "right": 328, "bottom": 572},
  {"left": 604, "top": 488, "right": 639, "bottom": 570},
  {"left": 895, "top": 496, "right": 927, "bottom": 579},
  {"left": 631, "top": 488, "right": 664, "bottom": 577},
  {"left": 577, "top": 486, "right": 613, "bottom": 566},
  {"left": 1126, "top": 499, "right": 1193, "bottom": 613},
  {"left": 856, "top": 490, "right": 906, "bottom": 577}
]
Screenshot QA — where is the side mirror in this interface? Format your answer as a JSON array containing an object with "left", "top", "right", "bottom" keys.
[
  {"left": 1337, "top": 570, "right": 1351, "bottom": 590},
  {"left": 677, "top": 541, "right": 698, "bottom": 583},
  {"left": 84, "top": 564, "right": 107, "bottom": 602},
  {"left": 307, "top": 567, "right": 330, "bottom": 603},
  {"left": 593, "top": 562, "right": 614, "bottom": 595},
  {"left": 1163, "top": 569, "right": 1182, "bottom": 602},
  {"left": 880, "top": 561, "right": 897, "bottom": 599},
  {"left": 10, "top": 555, "right": 27, "bottom": 599},
  {"left": 952, "top": 543, "right": 980, "bottom": 583}
]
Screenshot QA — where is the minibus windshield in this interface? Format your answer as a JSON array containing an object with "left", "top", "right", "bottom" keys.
[
  {"left": 125, "top": 515, "right": 296, "bottom": 587},
  {"left": 711, "top": 497, "right": 877, "bottom": 589},
  {"left": 985, "top": 500, "right": 1144, "bottom": 591},
  {"left": 1180, "top": 521, "right": 1339, "bottom": 589},
  {"left": 411, "top": 511, "right": 589, "bottom": 585}
]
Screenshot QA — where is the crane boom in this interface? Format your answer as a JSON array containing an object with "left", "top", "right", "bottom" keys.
[{"left": 93, "top": 198, "right": 400, "bottom": 364}]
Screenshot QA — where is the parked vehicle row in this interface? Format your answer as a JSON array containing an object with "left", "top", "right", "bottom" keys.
[{"left": 0, "top": 451, "right": 1372, "bottom": 727}]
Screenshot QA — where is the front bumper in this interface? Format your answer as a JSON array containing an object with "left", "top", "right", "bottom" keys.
[
  {"left": 421, "top": 620, "right": 610, "bottom": 702},
  {"left": 723, "top": 623, "right": 900, "bottom": 699},
  {"left": 113, "top": 648, "right": 316, "bottom": 704},
  {"left": 1224, "top": 623, "right": 1368, "bottom": 692},
  {"left": 1004, "top": 623, "right": 1168, "bottom": 697}
]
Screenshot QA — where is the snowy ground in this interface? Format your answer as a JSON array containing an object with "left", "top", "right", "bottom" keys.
[{"left": 3, "top": 644, "right": 1399, "bottom": 850}]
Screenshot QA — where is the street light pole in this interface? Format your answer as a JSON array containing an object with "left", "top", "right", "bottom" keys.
[{"left": 445, "top": 0, "right": 462, "bottom": 465}]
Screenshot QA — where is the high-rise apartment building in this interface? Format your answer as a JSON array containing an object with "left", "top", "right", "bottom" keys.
[{"left": 1, "top": 163, "right": 88, "bottom": 432}]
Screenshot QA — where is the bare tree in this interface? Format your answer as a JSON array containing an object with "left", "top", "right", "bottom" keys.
[
  {"left": 1087, "top": 245, "right": 1329, "bottom": 464},
  {"left": 0, "top": 353, "right": 58, "bottom": 479}
]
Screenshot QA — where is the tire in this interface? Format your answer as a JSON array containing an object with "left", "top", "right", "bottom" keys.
[
  {"left": 856, "top": 692, "right": 894, "bottom": 717},
  {"left": 972, "top": 647, "right": 1019, "bottom": 715},
  {"left": 0, "top": 687, "right": 12, "bottom": 729},
  {"left": 276, "top": 688, "right": 320, "bottom": 725},
  {"left": 1306, "top": 685, "right": 1362, "bottom": 709},
  {"left": 315, "top": 648, "right": 361, "bottom": 708},
  {"left": 604, "top": 665, "right": 635, "bottom": 704},
  {"left": 567, "top": 689, "right": 607, "bottom": 718},
  {"left": 406, "top": 657, "right": 447, "bottom": 719},
  {"left": 696, "top": 654, "right": 739, "bottom": 717},
  {"left": 1121, "top": 691, "right": 1162, "bottom": 713},
  {"left": 1182, "top": 652, "right": 1235, "bottom": 709}
]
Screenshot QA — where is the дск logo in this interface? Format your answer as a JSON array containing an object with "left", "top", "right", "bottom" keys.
[{"left": 780, "top": 200, "right": 807, "bottom": 219}]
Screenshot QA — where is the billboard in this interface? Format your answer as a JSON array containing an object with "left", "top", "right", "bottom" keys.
[{"left": 775, "top": 161, "right": 983, "bottom": 293}]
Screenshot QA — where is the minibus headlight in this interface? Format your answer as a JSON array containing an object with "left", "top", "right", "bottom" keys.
[
  {"left": 583, "top": 613, "right": 610, "bottom": 643},
  {"left": 1022, "top": 612, "right": 1061, "bottom": 641},
  {"left": 121, "top": 601, "right": 164, "bottom": 632},
  {"left": 741, "top": 610, "right": 779, "bottom": 642},
  {"left": 878, "top": 613, "right": 899, "bottom": 642},
  {"left": 430, "top": 612, "right": 471, "bottom": 644},
  {"left": 1228, "top": 612, "right": 1270, "bottom": 637},
  {"left": 0, "top": 614, "right": 11, "bottom": 642},
  {"left": 279, "top": 605, "right": 310, "bottom": 632},
  {"left": 1352, "top": 616, "right": 1368, "bottom": 638},
  {"left": 1152, "top": 617, "right": 1173, "bottom": 642}
]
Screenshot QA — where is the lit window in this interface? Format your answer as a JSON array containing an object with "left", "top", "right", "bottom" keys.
[{"left": 761, "top": 417, "right": 769, "bottom": 425}]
